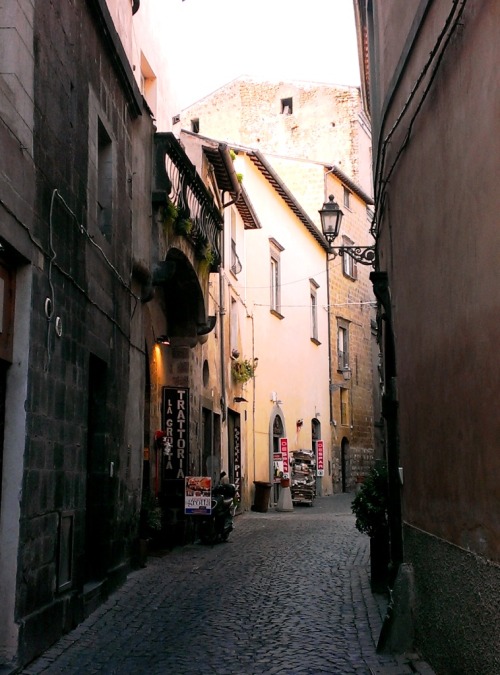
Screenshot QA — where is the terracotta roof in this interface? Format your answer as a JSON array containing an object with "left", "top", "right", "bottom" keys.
[
  {"left": 325, "top": 165, "right": 374, "bottom": 206},
  {"left": 246, "top": 150, "right": 329, "bottom": 250}
]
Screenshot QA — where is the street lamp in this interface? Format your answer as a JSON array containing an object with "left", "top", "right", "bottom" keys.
[{"left": 319, "top": 194, "right": 376, "bottom": 266}]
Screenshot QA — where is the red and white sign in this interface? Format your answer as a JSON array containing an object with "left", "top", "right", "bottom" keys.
[
  {"left": 280, "top": 438, "right": 289, "bottom": 477},
  {"left": 316, "top": 440, "right": 324, "bottom": 476}
]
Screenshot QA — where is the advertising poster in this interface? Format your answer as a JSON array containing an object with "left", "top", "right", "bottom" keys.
[
  {"left": 316, "top": 440, "right": 325, "bottom": 476},
  {"left": 185, "top": 476, "right": 212, "bottom": 515}
]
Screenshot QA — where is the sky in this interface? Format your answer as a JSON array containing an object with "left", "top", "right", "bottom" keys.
[{"left": 168, "top": 0, "right": 361, "bottom": 109}]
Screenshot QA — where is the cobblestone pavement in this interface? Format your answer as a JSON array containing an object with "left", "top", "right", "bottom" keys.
[{"left": 22, "top": 494, "right": 435, "bottom": 675}]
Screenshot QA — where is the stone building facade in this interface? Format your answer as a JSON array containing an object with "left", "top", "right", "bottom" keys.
[
  {"left": 177, "top": 76, "right": 373, "bottom": 196},
  {"left": 355, "top": 0, "right": 500, "bottom": 672},
  {"left": 0, "top": 1, "right": 238, "bottom": 669},
  {"left": 0, "top": 1, "right": 154, "bottom": 668}
]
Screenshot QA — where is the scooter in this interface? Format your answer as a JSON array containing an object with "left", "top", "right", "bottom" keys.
[{"left": 198, "top": 474, "right": 236, "bottom": 545}]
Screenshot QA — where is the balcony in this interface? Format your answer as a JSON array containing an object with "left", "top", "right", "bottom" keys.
[{"left": 152, "top": 132, "right": 223, "bottom": 270}]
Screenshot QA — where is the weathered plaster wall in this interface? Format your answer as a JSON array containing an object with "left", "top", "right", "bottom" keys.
[
  {"left": 179, "top": 77, "right": 372, "bottom": 196},
  {"left": 404, "top": 525, "right": 500, "bottom": 674}
]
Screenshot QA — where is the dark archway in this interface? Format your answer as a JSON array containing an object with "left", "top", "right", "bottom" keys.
[{"left": 162, "top": 248, "right": 212, "bottom": 345}]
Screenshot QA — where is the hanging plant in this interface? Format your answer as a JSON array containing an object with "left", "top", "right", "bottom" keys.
[
  {"left": 163, "top": 199, "right": 178, "bottom": 229},
  {"left": 232, "top": 357, "right": 258, "bottom": 384},
  {"left": 203, "top": 244, "right": 215, "bottom": 266},
  {"left": 174, "top": 216, "right": 193, "bottom": 236}
]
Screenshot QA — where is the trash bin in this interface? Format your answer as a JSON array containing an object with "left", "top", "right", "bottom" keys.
[{"left": 252, "top": 481, "right": 272, "bottom": 513}]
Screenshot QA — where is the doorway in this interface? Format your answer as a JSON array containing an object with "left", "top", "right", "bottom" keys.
[
  {"left": 202, "top": 407, "right": 221, "bottom": 485},
  {"left": 341, "top": 437, "right": 349, "bottom": 493},
  {"left": 271, "top": 413, "right": 284, "bottom": 504},
  {"left": 85, "top": 354, "right": 109, "bottom": 582},
  {"left": 311, "top": 418, "right": 321, "bottom": 496},
  {"left": 227, "top": 410, "right": 241, "bottom": 504}
]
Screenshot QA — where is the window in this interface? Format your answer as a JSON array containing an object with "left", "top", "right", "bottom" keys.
[
  {"left": 342, "top": 236, "right": 357, "bottom": 280},
  {"left": 97, "top": 118, "right": 113, "bottom": 238},
  {"left": 140, "top": 52, "right": 157, "bottom": 116},
  {"left": 343, "top": 186, "right": 351, "bottom": 209},
  {"left": 280, "top": 97, "right": 293, "bottom": 115},
  {"left": 191, "top": 118, "right": 200, "bottom": 133},
  {"left": 230, "top": 297, "right": 239, "bottom": 357},
  {"left": 269, "top": 239, "right": 284, "bottom": 316},
  {"left": 337, "top": 321, "right": 350, "bottom": 370},
  {"left": 340, "top": 388, "right": 349, "bottom": 426},
  {"left": 230, "top": 208, "right": 242, "bottom": 275},
  {"left": 310, "top": 279, "right": 319, "bottom": 342},
  {"left": 270, "top": 256, "right": 280, "bottom": 312}
]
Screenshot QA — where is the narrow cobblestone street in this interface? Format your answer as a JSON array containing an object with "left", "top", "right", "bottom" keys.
[{"left": 21, "top": 494, "right": 434, "bottom": 675}]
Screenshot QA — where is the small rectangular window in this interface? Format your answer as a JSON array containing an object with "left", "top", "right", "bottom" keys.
[
  {"left": 280, "top": 97, "right": 293, "bottom": 115},
  {"left": 191, "top": 118, "right": 200, "bottom": 133},
  {"left": 340, "top": 388, "right": 349, "bottom": 426},
  {"left": 270, "top": 256, "right": 280, "bottom": 313},
  {"left": 230, "top": 208, "right": 242, "bottom": 275},
  {"left": 342, "top": 236, "right": 357, "bottom": 280},
  {"left": 269, "top": 239, "right": 284, "bottom": 317},
  {"left": 230, "top": 297, "right": 238, "bottom": 356},
  {"left": 337, "top": 322, "right": 350, "bottom": 370},
  {"left": 310, "top": 279, "right": 320, "bottom": 342},
  {"left": 97, "top": 118, "right": 112, "bottom": 238},
  {"left": 343, "top": 187, "right": 351, "bottom": 209}
]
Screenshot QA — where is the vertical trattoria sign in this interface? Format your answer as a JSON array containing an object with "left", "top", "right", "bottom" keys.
[
  {"left": 162, "top": 387, "right": 189, "bottom": 479},
  {"left": 280, "top": 438, "right": 289, "bottom": 478},
  {"left": 316, "top": 440, "right": 325, "bottom": 476},
  {"left": 233, "top": 424, "right": 241, "bottom": 503}
]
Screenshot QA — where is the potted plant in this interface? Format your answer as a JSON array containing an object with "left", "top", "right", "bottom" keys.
[
  {"left": 351, "top": 460, "right": 390, "bottom": 591},
  {"left": 231, "top": 357, "right": 258, "bottom": 384}
]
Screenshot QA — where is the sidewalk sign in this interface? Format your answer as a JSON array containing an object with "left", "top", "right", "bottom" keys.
[{"left": 184, "top": 476, "right": 212, "bottom": 515}]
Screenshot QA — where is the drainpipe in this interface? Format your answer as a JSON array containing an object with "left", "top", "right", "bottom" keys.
[
  {"left": 219, "top": 256, "right": 226, "bottom": 423},
  {"left": 248, "top": 311, "right": 256, "bottom": 481},
  {"left": 370, "top": 271, "right": 403, "bottom": 576},
  {"left": 326, "top": 254, "right": 334, "bottom": 426}
]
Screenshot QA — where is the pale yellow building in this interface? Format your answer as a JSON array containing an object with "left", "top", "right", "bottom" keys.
[{"left": 179, "top": 77, "right": 377, "bottom": 495}]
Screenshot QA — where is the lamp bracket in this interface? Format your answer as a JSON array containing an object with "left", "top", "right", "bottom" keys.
[{"left": 331, "top": 245, "right": 376, "bottom": 266}]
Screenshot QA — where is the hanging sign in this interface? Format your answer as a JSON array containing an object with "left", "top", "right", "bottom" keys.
[
  {"left": 162, "top": 387, "right": 190, "bottom": 479},
  {"left": 233, "top": 423, "right": 241, "bottom": 503},
  {"left": 316, "top": 439, "right": 325, "bottom": 476}
]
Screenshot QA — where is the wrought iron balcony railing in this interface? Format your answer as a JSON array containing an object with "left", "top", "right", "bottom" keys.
[{"left": 152, "top": 132, "right": 223, "bottom": 269}]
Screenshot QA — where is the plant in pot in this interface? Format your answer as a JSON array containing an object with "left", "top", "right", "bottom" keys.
[
  {"left": 351, "top": 460, "right": 390, "bottom": 592},
  {"left": 231, "top": 357, "right": 258, "bottom": 384}
]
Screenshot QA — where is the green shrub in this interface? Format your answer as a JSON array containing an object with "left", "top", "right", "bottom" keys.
[{"left": 351, "top": 461, "right": 388, "bottom": 538}]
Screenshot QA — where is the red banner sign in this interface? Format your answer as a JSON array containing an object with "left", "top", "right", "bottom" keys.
[
  {"left": 280, "top": 438, "right": 289, "bottom": 477},
  {"left": 316, "top": 440, "right": 324, "bottom": 476}
]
